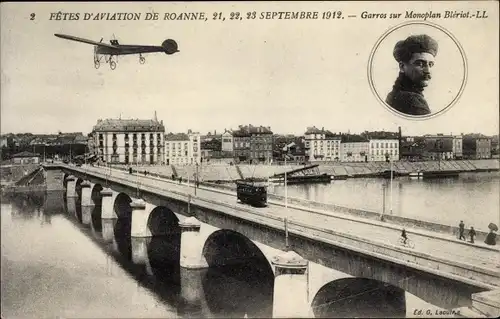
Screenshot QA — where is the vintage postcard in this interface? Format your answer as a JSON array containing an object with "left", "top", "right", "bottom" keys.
[{"left": 1, "top": 1, "right": 499, "bottom": 318}]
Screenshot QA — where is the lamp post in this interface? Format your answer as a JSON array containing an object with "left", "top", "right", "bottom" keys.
[
  {"left": 187, "top": 164, "right": 193, "bottom": 215},
  {"left": 390, "top": 156, "right": 393, "bottom": 215},
  {"left": 382, "top": 183, "right": 386, "bottom": 220},
  {"left": 284, "top": 217, "right": 289, "bottom": 250},
  {"left": 195, "top": 162, "right": 199, "bottom": 196},
  {"left": 284, "top": 145, "right": 288, "bottom": 208},
  {"left": 135, "top": 155, "right": 139, "bottom": 198}
]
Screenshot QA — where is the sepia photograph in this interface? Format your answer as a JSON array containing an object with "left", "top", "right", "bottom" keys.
[{"left": 1, "top": 1, "right": 499, "bottom": 319}]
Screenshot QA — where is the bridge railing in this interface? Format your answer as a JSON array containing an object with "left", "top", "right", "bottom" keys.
[{"left": 63, "top": 165, "right": 500, "bottom": 289}]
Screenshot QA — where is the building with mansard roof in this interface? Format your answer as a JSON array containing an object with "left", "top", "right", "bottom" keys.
[{"left": 90, "top": 117, "right": 165, "bottom": 164}]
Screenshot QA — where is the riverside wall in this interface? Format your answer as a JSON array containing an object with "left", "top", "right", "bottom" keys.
[
  {"left": 200, "top": 180, "right": 492, "bottom": 243},
  {"left": 35, "top": 163, "right": 496, "bottom": 242},
  {"left": 121, "top": 159, "right": 499, "bottom": 183},
  {"left": 103, "top": 160, "right": 498, "bottom": 241}
]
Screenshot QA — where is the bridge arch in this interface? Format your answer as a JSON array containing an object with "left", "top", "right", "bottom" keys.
[
  {"left": 75, "top": 178, "right": 85, "bottom": 199},
  {"left": 147, "top": 206, "right": 180, "bottom": 236},
  {"left": 145, "top": 207, "right": 182, "bottom": 284},
  {"left": 91, "top": 183, "right": 104, "bottom": 206},
  {"left": 112, "top": 193, "right": 133, "bottom": 260},
  {"left": 63, "top": 173, "right": 70, "bottom": 190},
  {"left": 89, "top": 184, "right": 104, "bottom": 233},
  {"left": 113, "top": 192, "right": 133, "bottom": 219},
  {"left": 311, "top": 277, "right": 406, "bottom": 318},
  {"left": 200, "top": 229, "right": 274, "bottom": 318}
]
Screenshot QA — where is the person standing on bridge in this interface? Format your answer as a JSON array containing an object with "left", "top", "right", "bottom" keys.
[
  {"left": 484, "top": 229, "right": 497, "bottom": 246},
  {"left": 458, "top": 220, "right": 466, "bottom": 240},
  {"left": 468, "top": 226, "right": 476, "bottom": 243},
  {"left": 401, "top": 228, "right": 408, "bottom": 245}
]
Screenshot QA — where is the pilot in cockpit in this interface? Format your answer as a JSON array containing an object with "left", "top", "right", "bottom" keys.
[{"left": 110, "top": 39, "right": 119, "bottom": 45}]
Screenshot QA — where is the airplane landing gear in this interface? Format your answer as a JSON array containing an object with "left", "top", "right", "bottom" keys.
[
  {"left": 139, "top": 55, "right": 146, "bottom": 64},
  {"left": 94, "top": 61, "right": 100, "bottom": 69},
  {"left": 108, "top": 55, "right": 117, "bottom": 70}
]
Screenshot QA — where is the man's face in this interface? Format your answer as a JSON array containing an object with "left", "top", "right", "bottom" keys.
[{"left": 399, "top": 52, "right": 435, "bottom": 87}]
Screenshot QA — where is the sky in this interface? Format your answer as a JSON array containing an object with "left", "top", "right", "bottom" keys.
[{"left": 1, "top": 1, "right": 498, "bottom": 137}]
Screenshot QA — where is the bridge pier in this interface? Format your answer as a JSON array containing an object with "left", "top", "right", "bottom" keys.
[
  {"left": 272, "top": 251, "right": 310, "bottom": 318},
  {"left": 80, "top": 181, "right": 94, "bottom": 206},
  {"left": 44, "top": 190, "right": 65, "bottom": 214},
  {"left": 130, "top": 198, "right": 153, "bottom": 238},
  {"left": 180, "top": 268, "right": 208, "bottom": 317},
  {"left": 130, "top": 199, "right": 155, "bottom": 265},
  {"left": 100, "top": 188, "right": 118, "bottom": 219},
  {"left": 131, "top": 236, "right": 149, "bottom": 265},
  {"left": 65, "top": 196, "right": 77, "bottom": 218},
  {"left": 80, "top": 181, "right": 93, "bottom": 225},
  {"left": 66, "top": 176, "right": 77, "bottom": 198},
  {"left": 101, "top": 218, "right": 117, "bottom": 243},
  {"left": 100, "top": 188, "right": 117, "bottom": 243},
  {"left": 179, "top": 217, "right": 208, "bottom": 269}
]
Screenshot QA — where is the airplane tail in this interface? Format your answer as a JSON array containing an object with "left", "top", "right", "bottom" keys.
[{"left": 162, "top": 39, "right": 179, "bottom": 55}]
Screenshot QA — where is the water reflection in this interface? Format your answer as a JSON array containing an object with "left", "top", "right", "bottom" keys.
[
  {"left": 202, "top": 263, "right": 274, "bottom": 318},
  {"left": 8, "top": 191, "right": 45, "bottom": 220},
  {"left": 2, "top": 191, "right": 277, "bottom": 318},
  {"left": 75, "top": 198, "right": 83, "bottom": 223},
  {"left": 90, "top": 204, "right": 103, "bottom": 237},
  {"left": 1, "top": 190, "right": 467, "bottom": 318}
]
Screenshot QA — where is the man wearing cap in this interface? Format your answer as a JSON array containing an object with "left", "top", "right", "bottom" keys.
[{"left": 386, "top": 34, "right": 438, "bottom": 116}]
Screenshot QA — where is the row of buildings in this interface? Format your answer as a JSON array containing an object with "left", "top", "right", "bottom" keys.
[
  {"left": 1, "top": 132, "right": 88, "bottom": 162},
  {"left": 3, "top": 117, "right": 495, "bottom": 165},
  {"left": 83, "top": 118, "right": 498, "bottom": 165}
]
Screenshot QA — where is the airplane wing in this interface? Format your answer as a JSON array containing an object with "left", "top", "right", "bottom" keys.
[
  {"left": 54, "top": 33, "right": 117, "bottom": 49},
  {"left": 108, "top": 45, "right": 168, "bottom": 55}
]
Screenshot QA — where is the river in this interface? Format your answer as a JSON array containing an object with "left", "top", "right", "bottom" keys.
[
  {"left": 271, "top": 172, "right": 500, "bottom": 230},
  {"left": 0, "top": 190, "right": 468, "bottom": 318}
]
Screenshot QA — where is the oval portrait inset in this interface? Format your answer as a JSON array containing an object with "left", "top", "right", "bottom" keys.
[{"left": 368, "top": 21, "right": 467, "bottom": 119}]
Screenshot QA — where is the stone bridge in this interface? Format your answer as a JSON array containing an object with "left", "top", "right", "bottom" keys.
[{"left": 46, "top": 164, "right": 500, "bottom": 317}]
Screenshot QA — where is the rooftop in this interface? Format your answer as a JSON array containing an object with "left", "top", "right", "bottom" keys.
[
  {"left": 12, "top": 151, "right": 40, "bottom": 158},
  {"left": 93, "top": 119, "right": 165, "bottom": 132},
  {"left": 165, "top": 133, "right": 189, "bottom": 141},
  {"left": 304, "top": 126, "right": 340, "bottom": 138},
  {"left": 232, "top": 125, "right": 273, "bottom": 137}
]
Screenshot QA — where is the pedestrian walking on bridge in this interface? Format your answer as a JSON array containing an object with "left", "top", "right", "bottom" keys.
[
  {"left": 459, "top": 220, "right": 465, "bottom": 240},
  {"left": 468, "top": 226, "right": 476, "bottom": 244}
]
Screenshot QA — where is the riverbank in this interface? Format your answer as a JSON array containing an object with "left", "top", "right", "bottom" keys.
[{"left": 122, "top": 159, "right": 499, "bottom": 183}]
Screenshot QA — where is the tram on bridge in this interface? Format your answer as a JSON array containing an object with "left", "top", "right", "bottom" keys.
[{"left": 235, "top": 178, "right": 268, "bottom": 207}]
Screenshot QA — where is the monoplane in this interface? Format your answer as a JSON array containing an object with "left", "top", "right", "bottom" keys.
[{"left": 54, "top": 33, "right": 179, "bottom": 70}]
